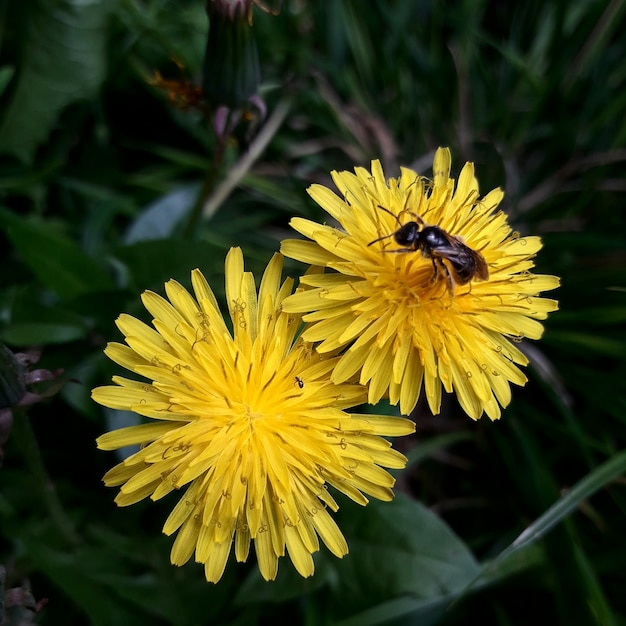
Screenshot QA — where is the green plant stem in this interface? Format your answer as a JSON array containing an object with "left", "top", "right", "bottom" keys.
[
  {"left": 12, "top": 409, "right": 81, "bottom": 547},
  {"left": 183, "top": 97, "right": 291, "bottom": 239},
  {"left": 199, "top": 98, "right": 291, "bottom": 221},
  {"left": 183, "top": 154, "right": 221, "bottom": 239}
]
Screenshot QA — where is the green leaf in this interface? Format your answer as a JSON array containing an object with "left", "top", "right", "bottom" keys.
[
  {"left": 124, "top": 184, "right": 200, "bottom": 244},
  {"left": 545, "top": 330, "right": 626, "bottom": 359},
  {"left": 0, "top": 344, "right": 27, "bottom": 409},
  {"left": 84, "top": 526, "right": 238, "bottom": 625},
  {"left": 478, "top": 449, "right": 626, "bottom": 584},
  {"left": 0, "top": 66, "right": 15, "bottom": 98},
  {"left": 0, "top": 0, "right": 109, "bottom": 163},
  {"left": 1, "top": 322, "right": 87, "bottom": 346},
  {"left": 333, "top": 596, "right": 453, "bottom": 626},
  {"left": 330, "top": 495, "right": 481, "bottom": 624},
  {"left": 569, "top": 540, "right": 617, "bottom": 626},
  {"left": 24, "top": 541, "right": 155, "bottom": 626},
  {"left": 235, "top": 553, "right": 329, "bottom": 605},
  {"left": 112, "top": 239, "right": 226, "bottom": 293},
  {"left": 0, "top": 208, "right": 114, "bottom": 299},
  {"left": 2, "top": 285, "right": 91, "bottom": 346},
  {"left": 405, "top": 432, "right": 473, "bottom": 468}
]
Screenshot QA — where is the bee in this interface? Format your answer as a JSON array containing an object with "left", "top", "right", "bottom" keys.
[{"left": 368, "top": 206, "right": 489, "bottom": 290}]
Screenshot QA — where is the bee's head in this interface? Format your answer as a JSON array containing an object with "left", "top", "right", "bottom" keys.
[{"left": 393, "top": 221, "right": 421, "bottom": 247}]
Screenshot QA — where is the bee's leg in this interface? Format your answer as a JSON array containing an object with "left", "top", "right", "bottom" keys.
[
  {"left": 430, "top": 257, "right": 439, "bottom": 282},
  {"left": 445, "top": 268, "right": 455, "bottom": 293},
  {"left": 433, "top": 258, "right": 455, "bottom": 293}
]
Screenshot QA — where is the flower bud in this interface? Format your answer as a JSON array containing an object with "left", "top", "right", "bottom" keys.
[{"left": 203, "top": 0, "right": 260, "bottom": 109}]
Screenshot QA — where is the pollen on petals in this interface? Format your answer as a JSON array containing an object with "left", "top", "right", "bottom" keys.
[
  {"left": 92, "top": 248, "right": 415, "bottom": 583},
  {"left": 280, "top": 148, "right": 559, "bottom": 420}
]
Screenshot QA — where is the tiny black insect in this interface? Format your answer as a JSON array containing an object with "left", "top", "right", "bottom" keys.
[
  {"left": 294, "top": 376, "right": 305, "bottom": 389},
  {"left": 368, "top": 206, "right": 489, "bottom": 290}
]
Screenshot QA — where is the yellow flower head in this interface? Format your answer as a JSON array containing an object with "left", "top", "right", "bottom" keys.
[
  {"left": 280, "top": 148, "right": 560, "bottom": 420},
  {"left": 92, "top": 248, "right": 414, "bottom": 583}
]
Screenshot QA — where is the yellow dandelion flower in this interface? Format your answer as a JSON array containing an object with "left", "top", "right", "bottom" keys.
[
  {"left": 280, "top": 148, "right": 560, "bottom": 421},
  {"left": 92, "top": 248, "right": 414, "bottom": 583}
]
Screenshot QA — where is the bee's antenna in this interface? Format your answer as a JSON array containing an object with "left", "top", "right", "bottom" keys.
[
  {"left": 367, "top": 231, "right": 395, "bottom": 247},
  {"left": 367, "top": 204, "right": 404, "bottom": 248},
  {"left": 375, "top": 204, "right": 403, "bottom": 226}
]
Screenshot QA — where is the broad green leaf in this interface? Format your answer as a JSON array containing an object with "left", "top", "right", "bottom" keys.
[
  {"left": 0, "top": 208, "right": 114, "bottom": 299},
  {"left": 328, "top": 495, "right": 480, "bottom": 624},
  {"left": 1, "top": 322, "right": 87, "bottom": 346},
  {"left": 235, "top": 553, "right": 329, "bottom": 605},
  {"left": 236, "top": 495, "right": 480, "bottom": 618},
  {"left": 23, "top": 540, "right": 156, "bottom": 626},
  {"left": 1, "top": 286, "right": 90, "bottom": 346},
  {"left": 334, "top": 596, "right": 451, "bottom": 626},
  {"left": 0, "top": 0, "right": 109, "bottom": 163},
  {"left": 81, "top": 526, "right": 238, "bottom": 625},
  {"left": 112, "top": 239, "right": 225, "bottom": 293},
  {"left": 124, "top": 184, "right": 200, "bottom": 244}
]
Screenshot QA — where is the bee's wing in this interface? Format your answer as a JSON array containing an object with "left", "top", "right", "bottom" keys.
[{"left": 437, "top": 237, "right": 489, "bottom": 282}]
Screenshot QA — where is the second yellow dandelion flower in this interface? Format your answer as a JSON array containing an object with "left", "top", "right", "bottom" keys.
[{"left": 281, "top": 148, "right": 560, "bottom": 420}]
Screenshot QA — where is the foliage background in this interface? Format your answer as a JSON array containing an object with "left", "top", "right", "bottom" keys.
[{"left": 1, "top": 0, "right": 625, "bottom": 624}]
